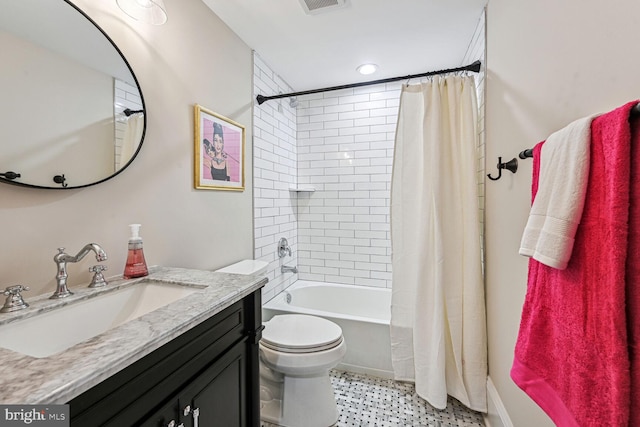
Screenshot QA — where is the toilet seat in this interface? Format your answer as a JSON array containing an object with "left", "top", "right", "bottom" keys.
[{"left": 261, "top": 314, "right": 343, "bottom": 353}]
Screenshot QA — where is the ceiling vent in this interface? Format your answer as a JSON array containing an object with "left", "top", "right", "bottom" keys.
[{"left": 298, "top": 0, "right": 349, "bottom": 15}]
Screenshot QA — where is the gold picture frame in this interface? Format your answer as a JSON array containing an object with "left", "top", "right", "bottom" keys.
[{"left": 194, "top": 104, "right": 245, "bottom": 191}]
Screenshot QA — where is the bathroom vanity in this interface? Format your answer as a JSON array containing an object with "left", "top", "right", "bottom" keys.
[{"left": 0, "top": 267, "right": 266, "bottom": 426}]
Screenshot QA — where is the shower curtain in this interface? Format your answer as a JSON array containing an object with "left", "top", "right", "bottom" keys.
[
  {"left": 117, "top": 113, "right": 144, "bottom": 169},
  {"left": 390, "top": 75, "right": 487, "bottom": 412}
]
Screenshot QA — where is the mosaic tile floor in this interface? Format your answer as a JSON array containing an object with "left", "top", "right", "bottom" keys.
[
  {"left": 262, "top": 370, "right": 485, "bottom": 427},
  {"left": 331, "top": 370, "right": 485, "bottom": 427}
]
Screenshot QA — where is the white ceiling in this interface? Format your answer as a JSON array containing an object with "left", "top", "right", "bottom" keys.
[{"left": 201, "top": 0, "right": 487, "bottom": 93}]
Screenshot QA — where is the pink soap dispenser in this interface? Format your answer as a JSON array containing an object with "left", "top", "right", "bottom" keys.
[{"left": 123, "top": 224, "right": 148, "bottom": 279}]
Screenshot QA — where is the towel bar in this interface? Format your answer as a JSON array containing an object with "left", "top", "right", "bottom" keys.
[
  {"left": 518, "top": 101, "right": 640, "bottom": 161},
  {"left": 519, "top": 149, "right": 533, "bottom": 159}
]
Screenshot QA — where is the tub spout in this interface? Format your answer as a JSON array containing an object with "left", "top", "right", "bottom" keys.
[{"left": 281, "top": 265, "right": 298, "bottom": 274}]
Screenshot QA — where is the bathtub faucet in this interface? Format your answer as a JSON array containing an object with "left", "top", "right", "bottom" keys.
[
  {"left": 278, "top": 237, "right": 292, "bottom": 258},
  {"left": 281, "top": 265, "right": 298, "bottom": 274}
]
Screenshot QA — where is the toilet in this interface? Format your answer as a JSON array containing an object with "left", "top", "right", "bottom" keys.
[
  {"left": 215, "top": 260, "right": 346, "bottom": 426},
  {"left": 259, "top": 314, "right": 346, "bottom": 427}
]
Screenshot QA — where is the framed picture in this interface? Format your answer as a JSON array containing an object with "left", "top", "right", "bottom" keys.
[{"left": 194, "top": 104, "right": 245, "bottom": 191}]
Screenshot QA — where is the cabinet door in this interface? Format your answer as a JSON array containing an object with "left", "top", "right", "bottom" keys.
[
  {"left": 70, "top": 299, "right": 246, "bottom": 426},
  {"left": 179, "top": 341, "right": 246, "bottom": 427},
  {"left": 138, "top": 398, "right": 180, "bottom": 427}
]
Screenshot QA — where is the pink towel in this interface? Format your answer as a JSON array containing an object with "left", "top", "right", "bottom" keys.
[
  {"left": 511, "top": 101, "right": 637, "bottom": 426},
  {"left": 627, "top": 117, "right": 640, "bottom": 425}
]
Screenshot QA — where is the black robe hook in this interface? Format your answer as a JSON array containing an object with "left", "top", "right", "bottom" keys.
[
  {"left": 487, "top": 157, "right": 518, "bottom": 181},
  {"left": 53, "top": 174, "right": 68, "bottom": 188}
]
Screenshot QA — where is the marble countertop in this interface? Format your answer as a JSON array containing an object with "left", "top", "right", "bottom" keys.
[{"left": 0, "top": 266, "right": 267, "bottom": 404}]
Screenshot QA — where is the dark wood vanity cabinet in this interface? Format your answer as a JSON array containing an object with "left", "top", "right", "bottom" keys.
[{"left": 69, "top": 290, "right": 262, "bottom": 427}]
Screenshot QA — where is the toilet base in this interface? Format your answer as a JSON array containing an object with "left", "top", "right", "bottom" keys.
[{"left": 260, "top": 373, "right": 339, "bottom": 427}]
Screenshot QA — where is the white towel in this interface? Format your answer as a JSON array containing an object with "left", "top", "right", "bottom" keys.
[{"left": 519, "top": 114, "right": 597, "bottom": 270}]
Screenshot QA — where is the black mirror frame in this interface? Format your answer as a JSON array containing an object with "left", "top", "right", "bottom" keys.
[{"left": 0, "top": 0, "right": 146, "bottom": 190}]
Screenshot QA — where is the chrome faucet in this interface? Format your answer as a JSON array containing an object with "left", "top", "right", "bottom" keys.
[
  {"left": 278, "top": 237, "right": 292, "bottom": 258},
  {"left": 1, "top": 285, "right": 30, "bottom": 313},
  {"left": 51, "top": 243, "right": 108, "bottom": 299},
  {"left": 278, "top": 237, "right": 297, "bottom": 274},
  {"left": 281, "top": 265, "right": 298, "bottom": 274}
]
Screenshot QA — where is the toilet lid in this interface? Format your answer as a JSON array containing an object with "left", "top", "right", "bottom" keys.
[{"left": 261, "top": 314, "right": 343, "bottom": 353}]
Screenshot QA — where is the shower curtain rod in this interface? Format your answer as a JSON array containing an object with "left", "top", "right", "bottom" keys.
[
  {"left": 123, "top": 108, "right": 144, "bottom": 116},
  {"left": 255, "top": 60, "right": 482, "bottom": 105}
]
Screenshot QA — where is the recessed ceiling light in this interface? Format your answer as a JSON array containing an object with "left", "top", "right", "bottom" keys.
[{"left": 357, "top": 63, "right": 378, "bottom": 75}]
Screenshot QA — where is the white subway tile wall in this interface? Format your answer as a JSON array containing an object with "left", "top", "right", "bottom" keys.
[
  {"left": 114, "top": 78, "right": 143, "bottom": 170},
  {"left": 254, "top": 9, "right": 485, "bottom": 298},
  {"left": 295, "top": 82, "right": 398, "bottom": 288},
  {"left": 253, "top": 54, "right": 299, "bottom": 302},
  {"left": 463, "top": 9, "right": 486, "bottom": 267}
]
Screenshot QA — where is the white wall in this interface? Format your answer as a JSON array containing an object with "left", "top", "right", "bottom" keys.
[
  {"left": 252, "top": 53, "right": 299, "bottom": 302},
  {"left": 0, "top": 0, "right": 254, "bottom": 297},
  {"left": 295, "top": 85, "right": 397, "bottom": 288},
  {"left": 462, "top": 10, "right": 486, "bottom": 261},
  {"left": 485, "top": 1, "right": 640, "bottom": 426}
]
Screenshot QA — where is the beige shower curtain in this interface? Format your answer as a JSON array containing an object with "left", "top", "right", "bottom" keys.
[
  {"left": 117, "top": 113, "right": 144, "bottom": 170},
  {"left": 390, "top": 75, "right": 487, "bottom": 412}
]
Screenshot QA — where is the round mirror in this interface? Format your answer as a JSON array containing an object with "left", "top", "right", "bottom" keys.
[{"left": 0, "top": 0, "right": 145, "bottom": 189}]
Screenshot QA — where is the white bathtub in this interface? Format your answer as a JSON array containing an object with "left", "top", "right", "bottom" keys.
[{"left": 262, "top": 280, "right": 393, "bottom": 378}]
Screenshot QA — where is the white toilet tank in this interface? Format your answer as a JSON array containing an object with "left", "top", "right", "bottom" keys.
[{"left": 215, "top": 259, "right": 268, "bottom": 275}]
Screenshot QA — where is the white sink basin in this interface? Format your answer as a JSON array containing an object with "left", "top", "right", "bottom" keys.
[{"left": 0, "top": 280, "right": 202, "bottom": 358}]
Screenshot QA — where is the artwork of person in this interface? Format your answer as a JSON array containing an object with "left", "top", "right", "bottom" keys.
[
  {"left": 209, "top": 122, "right": 230, "bottom": 181},
  {"left": 202, "top": 138, "right": 214, "bottom": 180}
]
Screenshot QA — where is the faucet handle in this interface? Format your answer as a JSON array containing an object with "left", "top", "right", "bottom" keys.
[
  {"left": 89, "top": 265, "right": 108, "bottom": 288},
  {"left": 278, "top": 237, "right": 292, "bottom": 258},
  {"left": 3, "top": 285, "right": 29, "bottom": 296},
  {"left": 89, "top": 265, "right": 107, "bottom": 273},
  {"left": 1, "top": 285, "right": 30, "bottom": 313}
]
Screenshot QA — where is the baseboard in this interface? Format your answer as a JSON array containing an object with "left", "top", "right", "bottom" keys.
[{"left": 483, "top": 376, "right": 513, "bottom": 427}]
